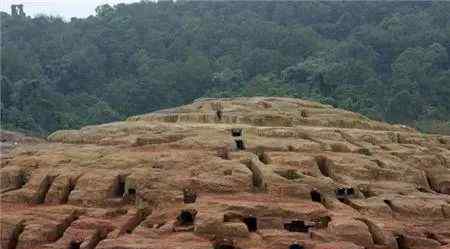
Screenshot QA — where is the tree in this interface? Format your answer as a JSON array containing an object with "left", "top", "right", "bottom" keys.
[
  {"left": 1, "top": 1, "right": 449, "bottom": 135},
  {"left": 386, "top": 90, "right": 423, "bottom": 123},
  {"left": 95, "top": 4, "right": 114, "bottom": 18}
]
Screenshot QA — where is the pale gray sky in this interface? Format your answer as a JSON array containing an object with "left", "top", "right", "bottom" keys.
[{"left": 1, "top": 0, "right": 142, "bottom": 19}]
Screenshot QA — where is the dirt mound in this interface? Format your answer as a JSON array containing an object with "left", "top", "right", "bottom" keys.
[{"left": 2, "top": 97, "right": 450, "bottom": 249}]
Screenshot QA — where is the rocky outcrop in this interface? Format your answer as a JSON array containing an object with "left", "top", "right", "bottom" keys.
[{"left": 1, "top": 97, "right": 450, "bottom": 249}]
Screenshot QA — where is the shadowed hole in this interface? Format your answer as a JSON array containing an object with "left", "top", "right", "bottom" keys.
[
  {"left": 124, "top": 187, "right": 136, "bottom": 203},
  {"left": 68, "top": 241, "right": 81, "bottom": 249},
  {"left": 336, "top": 188, "right": 346, "bottom": 196},
  {"left": 347, "top": 188, "right": 355, "bottom": 195},
  {"left": 243, "top": 216, "right": 257, "bottom": 232},
  {"left": 231, "top": 129, "right": 242, "bottom": 137},
  {"left": 384, "top": 199, "right": 392, "bottom": 207},
  {"left": 18, "top": 173, "right": 27, "bottom": 188},
  {"left": 289, "top": 243, "right": 305, "bottom": 249},
  {"left": 310, "top": 190, "right": 322, "bottom": 203},
  {"left": 128, "top": 188, "right": 136, "bottom": 195},
  {"left": 336, "top": 187, "right": 354, "bottom": 200},
  {"left": 300, "top": 110, "right": 308, "bottom": 118},
  {"left": 235, "top": 139, "right": 245, "bottom": 150},
  {"left": 384, "top": 199, "right": 396, "bottom": 212},
  {"left": 216, "top": 110, "right": 223, "bottom": 121},
  {"left": 61, "top": 180, "right": 76, "bottom": 204},
  {"left": 177, "top": 209, "right": 197, "bottom": 226},
  {"left": 115, "top": 177, "right": 125, "bottom": 197},
  {"left": 284, "top": 220, "right": 311, "bottom": 233},
  {"left": 288, "top": 145, "right": 296, "bottom": 152},
  {"left": 395, "top": 235, "right": 408, "bottom": 249}
]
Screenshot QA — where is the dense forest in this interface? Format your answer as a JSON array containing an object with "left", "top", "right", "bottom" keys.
[{"left": 1, "top": 1, "right": 450, "bottom": 135}]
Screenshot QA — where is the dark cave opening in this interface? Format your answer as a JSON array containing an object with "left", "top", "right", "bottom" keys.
[
  {"left": 310, "top": 190, "right": 322, "bottom": 203},
  {"left": 243, "top": 216, "right": 257, "bottom": 232},
  {"left": 115, "top": 178, "right": 125, "bottom": 197},
  {"left": 235, "top": 139, "right": 245, "bottom": 150},
  {"left": 289, "top": 243, "right": 305, "bottom": 249},
  {"left": 68, "top": 241, "right": 82, "bottom": 249},
  {"left": 177, "top": 209, "right": 197, "bottom": 226},
  {"left": 284, "top": 220, "right": 311, "bottom": 233}
]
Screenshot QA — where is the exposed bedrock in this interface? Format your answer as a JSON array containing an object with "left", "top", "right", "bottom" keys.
[{"left": 1, "top": 97, "right": 450, "bottom": 249}]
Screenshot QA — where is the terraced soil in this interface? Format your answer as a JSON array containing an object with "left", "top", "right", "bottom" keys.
[{"left": 1, "top": 97, "right": 450, "bottom": 249}]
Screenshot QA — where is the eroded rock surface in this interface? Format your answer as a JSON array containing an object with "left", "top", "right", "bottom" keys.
[{"left": 1, "top": 97, "right": 450, "bottom": 249}]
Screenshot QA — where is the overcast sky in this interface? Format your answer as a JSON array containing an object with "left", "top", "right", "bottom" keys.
[{"left": 1, "top": 0, "right": 142, "bottom": 19}]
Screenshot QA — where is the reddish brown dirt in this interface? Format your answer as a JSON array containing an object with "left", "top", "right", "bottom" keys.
[{"left": 1, "top": 97, "right": 450, "bottom": 249}]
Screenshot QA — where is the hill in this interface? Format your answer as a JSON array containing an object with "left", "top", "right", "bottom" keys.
[
  {"left": 1, "top": 1, "right": 450, "bottom": 135},
  {"left": 1, "top": 97, "right": 450, "bottom": 249}
]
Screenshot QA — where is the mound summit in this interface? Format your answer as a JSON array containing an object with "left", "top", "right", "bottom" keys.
[{"left": 1, "top": 97, "right": 450, "bottom": 249}]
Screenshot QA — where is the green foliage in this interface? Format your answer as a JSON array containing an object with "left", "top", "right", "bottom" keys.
[{"left": 1, "top": 2, "right": 449, "bottom": 135}]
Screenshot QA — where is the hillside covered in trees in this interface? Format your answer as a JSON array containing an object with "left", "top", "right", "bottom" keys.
[{"left": 1, "top": 1, "right": 450, "bottom": 135}]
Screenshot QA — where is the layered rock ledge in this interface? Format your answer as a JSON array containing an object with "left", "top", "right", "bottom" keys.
[{"left": 2, "top": 97, "right": 450, "bottom": 249}]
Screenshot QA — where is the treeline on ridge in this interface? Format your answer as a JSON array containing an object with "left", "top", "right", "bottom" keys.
[{"left": 1, "top": 1, "right": 450, "bottom": 135}]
